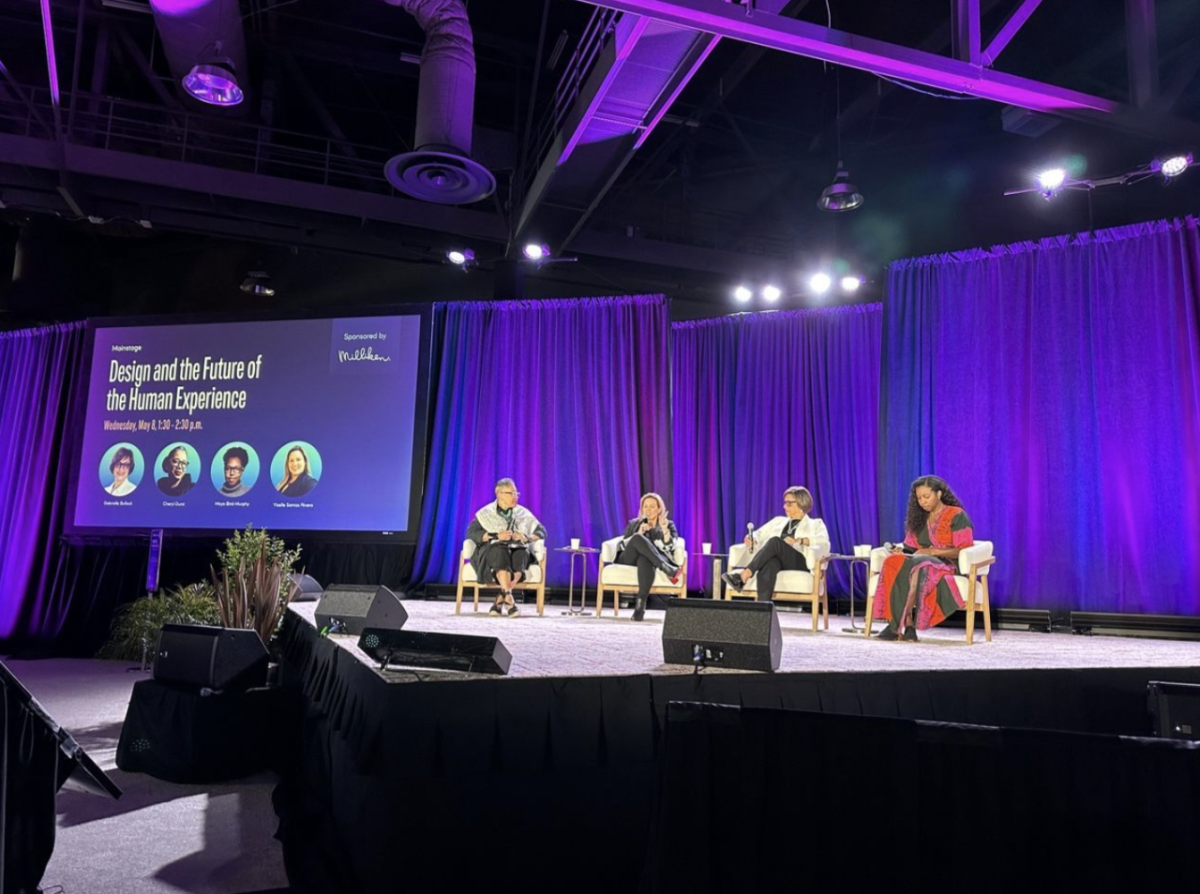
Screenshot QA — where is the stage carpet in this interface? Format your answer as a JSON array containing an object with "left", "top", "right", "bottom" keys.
[{"left": 295, "top": 599, "right": 1200, "bottom": 677}]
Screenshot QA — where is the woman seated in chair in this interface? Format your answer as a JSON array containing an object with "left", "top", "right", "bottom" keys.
[
  {"left": 874, "top": 474, "right": 974, "bottom": 642},
  {"left": 614, "top": 492, "right": 681, "bottom": 622},
  {"left": 466, "top": 477, "right": 547, "bottom": 618}
]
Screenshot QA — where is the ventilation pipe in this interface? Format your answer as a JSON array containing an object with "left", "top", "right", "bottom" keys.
[
  {"left": 148, "top": 0, "right": 248, "bottom": 106},
  {"left": 380, "top": 0, "right": 496, "bottom": 204}
]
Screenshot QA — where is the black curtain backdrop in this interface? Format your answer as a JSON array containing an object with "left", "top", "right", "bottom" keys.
[
  {"left": 42, "top": 538, "right": 414, "bottom": 657},
  {"left": 647, "top": 702, "right": 1200, "bottom": 893}
]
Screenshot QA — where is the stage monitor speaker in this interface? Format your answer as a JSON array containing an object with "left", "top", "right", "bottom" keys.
[
  {"left": 662, "top": 598, "right": 782, "bottom": 672},
  {"left": 153, "top": 624, "right": 269, "bottom": 691},
  {"left": 1149, "top": 681, "right": 1200, "bottom": 740},
  {"left": 288, "top": 573, "right": 324, "bottom": 602},
  {"left": 315, "top": 584, "right": 407, "bottom": 636},
  {"left": 357, "top": 628, "right": 512, "bottom": 676}
]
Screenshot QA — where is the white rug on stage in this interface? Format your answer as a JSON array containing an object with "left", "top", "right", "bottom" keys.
[{"left": 299, "top": 599, "right": 1200, "bottom": 680}]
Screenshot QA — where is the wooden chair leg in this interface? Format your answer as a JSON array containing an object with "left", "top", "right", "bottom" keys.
[
  {"left": 536, "top": 582, "right": 545, "bottom": 617},
  {"left": 982, "top": 576, "right": 993, "bottom": 642},
  {"left": 964, "top": 575, "right": 977, "bottom": 645},
  {"left": 455, "top": 570, "right": 465, "bottom": 615},
  {"left": 822, "top": 590, "right": 829, "bottom": 630},
  {"left": 864, "top": 585, "right": 875, "bottom": 638}
]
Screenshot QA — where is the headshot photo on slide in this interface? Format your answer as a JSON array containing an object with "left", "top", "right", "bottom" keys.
[
  {"left": 99, "top": 443, "right": 144, "bottom": 496},
  {"left": 272, "top": 442, "right": 322, "bottom": 498},
  {"left": 211, "top": 442, "right": 260, "bottom": 497},
  {"left": 154, "top": 443, "right": 200, "bottom": 497}
]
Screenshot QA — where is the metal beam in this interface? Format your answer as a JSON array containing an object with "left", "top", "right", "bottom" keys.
[
  {"left": 981, "top": 0, "right": 1043, "bottom": 66},
  {"left": 1125, "top": 0, "right": 1159, "bottom": 108},
  {"left": 951, "top": 0, "right": 981, "bottom": 65},
  {"left": 576, "top": 0, "right": 1118, "bottom": 113},
  {"left": 0, "top": 133, "right": 507, "bottom": 242}
]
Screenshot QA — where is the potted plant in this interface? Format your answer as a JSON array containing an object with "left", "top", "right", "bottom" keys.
[
  {"left": 211, "top": 524, "right": 303, "bottom": 649},
  {"left": 98, "top": 582, "right": 222, "bottom": 661}
]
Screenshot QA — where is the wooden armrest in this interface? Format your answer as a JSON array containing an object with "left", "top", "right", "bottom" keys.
[{"left": 971, "top": 556, "right": 997, "bottom": 568}]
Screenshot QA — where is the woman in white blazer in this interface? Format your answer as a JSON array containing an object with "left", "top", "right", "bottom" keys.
[{"left": 722, "top": 486, "right": 830, "bottom": 600}]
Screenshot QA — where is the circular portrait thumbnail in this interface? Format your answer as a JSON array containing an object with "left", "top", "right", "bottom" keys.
[
  {"left": 100, "top": 441, "right": 321, "bottom": 499},
  {"left": 270, "top": 442, "right": 322, "bottom": 499},
  {"left": 99, "top": 443, "right": 145, "bottom": 496},
  {"left": 210, "top": 442, "right": 262, "bottom": 498}
]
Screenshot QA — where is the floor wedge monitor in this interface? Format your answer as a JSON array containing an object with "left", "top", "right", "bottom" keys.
[
  {"left": 662, "top": 597, "right": 782, "bottom": 672},
  {"left": 153, "top": 624, "right": 269, "bottom": 690},
  {"left": 357, "top": 628, "right": 512, "bottom": 675},
  {"left": 314, "top": 584, "right": 407, "bottom": 636}
]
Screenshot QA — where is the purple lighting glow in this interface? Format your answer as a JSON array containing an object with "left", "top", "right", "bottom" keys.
[
  {"left": 1155, "top": 154, "right": 1192, "bottom": 178},
  {"left": 183, "top": 59, "right": 244, "bottom": 106},
  {"left": 523, "top": 243, "right": 549, "bottom": 261}
]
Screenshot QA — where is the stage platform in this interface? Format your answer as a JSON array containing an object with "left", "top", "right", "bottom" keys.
[
  {"left": 294, "top": 599, "right": 1200, "bottom": 679},
  {"left": 276, "top": 600, "right": 1200, "bottom": 893}
]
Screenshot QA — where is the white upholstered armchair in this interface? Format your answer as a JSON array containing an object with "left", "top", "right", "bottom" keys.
[
  {"left": 724, "top": 541, "right": 832, "bottom": 631},
  {"left": 864, "top": 541, "right": 996, "bottom": 644},
  {"left": 595, "top": 536, "right": 687, "bottom": 618},
  {"left": 455, "top": 538, "right": 548, "bottom": 616}
]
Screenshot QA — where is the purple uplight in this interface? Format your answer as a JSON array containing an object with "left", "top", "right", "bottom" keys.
[{"left": 183, "top": 59, "right": 244, "bottom": 106}]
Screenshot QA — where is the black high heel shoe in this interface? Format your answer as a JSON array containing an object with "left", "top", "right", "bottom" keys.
[
  {"left": 876, "top": 625, "right": 899, "bottom": 641},
  {"left": 632, "top": 597, "right": 646, "bottom": 622}
]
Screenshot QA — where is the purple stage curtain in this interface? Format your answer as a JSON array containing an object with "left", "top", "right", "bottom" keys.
[
  {"left": 413, "top": 295, "right": 672, "bottom": 587},
  {"left": 0, "top": 322, "right": 87, "bottom": 642},
  {"left": 882, "top": 217, "right": 1200, "bottom": 614},
  {"left": 672, "top": 306, "right": 882, "bottom": 594}
]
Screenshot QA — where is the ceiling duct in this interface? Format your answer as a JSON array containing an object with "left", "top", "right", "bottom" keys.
[
  {"left": 380, "top": 0, "right": 496, "bottom": 204},
  {"left": 148, "top": 0, "right": 249, "bottom": 106}
]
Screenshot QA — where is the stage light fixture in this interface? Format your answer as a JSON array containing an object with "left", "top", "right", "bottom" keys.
[
  {"left": 734, "top": 285, "right": 753, "bottom": 303},
  {"left": 840, "top": 276, "right": 861, "bottom": 293},
  {"left": 522, "top": 242, "right": 550, "bottom": 261},
  {"left": 182, "top": 53, "right": 244, "bottom": 107},
  {"left": 809, "top": 273, "right": 832, "bottom": 295},
  {"left": 239, "top": 270, "right": 275, "bottom": 297},
  {"left": 446, "top": 248, "right": 475, "bottom": 267},
  {"left": 762, "top": 284, "right": 782, "bottom": 303},
  {"left": 1036, "top": 167, "right": 1067, "bottom": 199},
  {"left": 1153, "top": 154, "right": 1192, "bottom": 179},
  {"left": 817, "top": 163, "right": 864, "bottom": 212}
]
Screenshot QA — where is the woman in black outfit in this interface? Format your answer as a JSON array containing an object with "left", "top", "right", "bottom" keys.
[{"left": 615, "top": 492, "right": 681, "bottom": 622}]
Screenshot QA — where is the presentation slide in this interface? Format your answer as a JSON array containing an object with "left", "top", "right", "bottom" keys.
[{"left": 70, "top": 314, "right": 427, "bottom": 537}]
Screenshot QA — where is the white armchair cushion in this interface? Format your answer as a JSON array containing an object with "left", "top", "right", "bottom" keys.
[
  {"left": 600, "top": 536, "right": 622, "bottom": 564},
  {"left": 958, "top": 540, "right": 993, "bottom": 575}
]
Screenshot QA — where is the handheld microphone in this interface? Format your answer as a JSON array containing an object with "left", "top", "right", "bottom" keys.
[{"left": 746, "top": 522, "right": 755, "bottom": 555}]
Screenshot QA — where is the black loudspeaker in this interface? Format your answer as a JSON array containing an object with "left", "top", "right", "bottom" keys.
[
  {"left": 153, "top": 624, "right": 269, "bottom": 690},
  {"left": 289, "top": 573, "right": 324, "bottom": 602},
  {"left": 357, "top": 628, "right": 512, "bottom": 675},
  {"left": 314, "top": 584, "right": 408, "bottom": 636},
  {"left": 662, "top": 598, "right": 782, "bottom": 672},
  {"left": 1149, "top": 681, "right": 1200, "bottom": 740}
]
